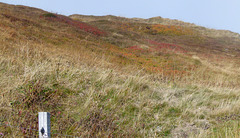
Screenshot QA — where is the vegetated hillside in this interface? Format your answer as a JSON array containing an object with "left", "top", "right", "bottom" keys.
[
  {"left": 70, "top": 14, "right": 240, "bottom": 38},
  {"left": 0, "top": 2, "right": 240, "bottom": 137}
]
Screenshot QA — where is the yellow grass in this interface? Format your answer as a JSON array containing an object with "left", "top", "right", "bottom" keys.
[{"left": 0, "top": 2, "right": 240, "bottom": 137}]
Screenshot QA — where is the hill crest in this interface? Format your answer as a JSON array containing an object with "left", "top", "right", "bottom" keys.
[{"left": 70, "top": 14, "right": 240, "bottom": 38}]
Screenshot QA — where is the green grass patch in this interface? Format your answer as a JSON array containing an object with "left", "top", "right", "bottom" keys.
[{"left": 42, "top": 13, "right": 57, "bottom": 18}]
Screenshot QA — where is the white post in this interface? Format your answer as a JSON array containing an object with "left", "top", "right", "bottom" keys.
[{"left": 38, "top": 112, "right": 51, "bottom": 138}]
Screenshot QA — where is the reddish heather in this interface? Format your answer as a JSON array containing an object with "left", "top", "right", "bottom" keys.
[
  {"left": 145, "top": 39, "right": 187, "bottom": 53},
  {"left": 127, "top": 45, "right": 154, "bottom": 54},
  {"left": 40, "top": 14, "right": 106, "bottom": 36},
  {"left": 127, "top": 46, "right": 144, "bottom": 52}
]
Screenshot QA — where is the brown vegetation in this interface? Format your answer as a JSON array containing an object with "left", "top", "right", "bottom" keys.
[{"left": 0, "top": 2, "right": 240, "bottom": 137}]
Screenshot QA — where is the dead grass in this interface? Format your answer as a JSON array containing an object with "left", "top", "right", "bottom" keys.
[
  {"left": 0, "top": 2, "right": 240, "bottom": 137},
  {"left": 1, "top": 38, "right": 240, "bottom": 137}
]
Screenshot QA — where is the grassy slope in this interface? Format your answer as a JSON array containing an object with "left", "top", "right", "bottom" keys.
[{"left": 0, "top": 2, "right": 240, "bottom": 137}]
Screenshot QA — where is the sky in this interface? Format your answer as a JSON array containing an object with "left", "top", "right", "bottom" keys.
[{"left": 0, "top": 0, "right": 240, "bottom": 34}]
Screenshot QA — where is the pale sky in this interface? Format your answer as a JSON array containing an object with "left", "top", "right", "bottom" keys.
[{"left": 0, "top": 0, "right": 240, "bottom": 34}]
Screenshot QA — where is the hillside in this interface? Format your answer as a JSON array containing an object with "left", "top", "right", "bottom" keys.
[
  {"left": 70, "top": 14, "right": 240, "bottom": 38},
  {"left": 0, "top": 2, "right": 240, "bottom": 137}
]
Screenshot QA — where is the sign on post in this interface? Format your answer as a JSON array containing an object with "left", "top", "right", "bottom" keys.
[{"left": 38, "top": 112, "right": 51, "bottom": 138}]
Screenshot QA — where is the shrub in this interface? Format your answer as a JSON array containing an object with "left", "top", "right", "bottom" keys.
[{"left": 42, "top": 13, "right": 57, "bottom": 18}]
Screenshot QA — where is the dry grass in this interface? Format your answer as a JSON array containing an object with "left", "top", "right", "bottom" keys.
[
  {"left": 1, "top": 2, "right": 240, "bottom": 137},
  {"left": 1, "top": 38, "right": 240, "bottom": 137}
]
